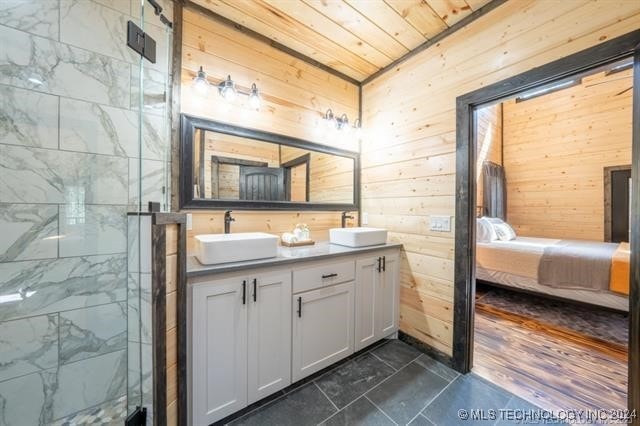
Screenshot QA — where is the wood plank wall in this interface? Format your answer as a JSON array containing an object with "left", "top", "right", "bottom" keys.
[
  {"left": 503, "top": 69, "right": 633, "bottom": 240},
  {"left": 361, "top": 0, "right": 640, "bottom": 356},
  {"left": 476, "top": 104, "right": 503, "bottom": 216},
  {"left": 180, "top": 6, "right": 360, "bottom": 249},
  {"left": 166, "top": 224, "right": 179, "bottom": 425}
]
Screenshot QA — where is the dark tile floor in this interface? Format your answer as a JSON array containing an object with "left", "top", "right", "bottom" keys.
[{"left": 227, "top": 339, "right": 560, "bottom": 426}]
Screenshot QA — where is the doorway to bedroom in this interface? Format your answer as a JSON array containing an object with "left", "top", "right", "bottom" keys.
[{"left": 453, "top": 31, "right": 640, "bottom": 419}]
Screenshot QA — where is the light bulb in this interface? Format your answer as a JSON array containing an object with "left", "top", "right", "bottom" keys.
[
  {"left": 218, "top": 75, "right": 237, "bottom": 102},
  {"left": 192, "top": 66, "right": 210, "bottom": 96},
  {"left": 248, "top": 83, "right": 261, "bottom": 109}
]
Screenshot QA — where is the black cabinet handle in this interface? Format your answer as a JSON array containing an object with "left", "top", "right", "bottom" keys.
[
  {"left": 322, "top": 273, "right": 338, "bottom": 279},
  {"left": 242, "top": 280, "right": 246, "bottom": 305},
  {"left": 377, "top": 256, "right": 381, "bottom": 273},
  {"left": 383, "top": 256, "right": 386, "bottom": 272},
  {"left": 253, "top": 278, "right": 257, "bottom": 302},
  {"left": 297, "top": 297, "right": 302, "bottom": 317}
]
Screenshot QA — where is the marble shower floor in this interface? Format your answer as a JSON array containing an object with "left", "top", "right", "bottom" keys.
[{"left": 222, "top": 339, "right": 561, "bottom": 426}]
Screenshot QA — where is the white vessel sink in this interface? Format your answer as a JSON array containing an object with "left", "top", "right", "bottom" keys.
[
  {"left": 329, "top": 227, "right": 388, "bottom": 248},
  {"left": 195, "top": 232, "right": 279, "bottom": 265}
]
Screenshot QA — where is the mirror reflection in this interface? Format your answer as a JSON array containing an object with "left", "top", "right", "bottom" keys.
[{"left": 192, "top": 129, "right": 355, "bottom": 204}]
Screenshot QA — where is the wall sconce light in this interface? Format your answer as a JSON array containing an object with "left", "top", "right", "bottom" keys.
[
  {"left": 192, "top": 67, "right": 262, "bottom": 109},
  {"left": 192, "top": 66, "right": 210, "bottom": 95},
  {"left": 218, "top": 75, "right": 237, "bottom": 102},
  {"left": 248, "top": 83, "right": 261, "bottom": 110},
  {"left": 323, "top": 109, "right": 362, "bottom": 135}
]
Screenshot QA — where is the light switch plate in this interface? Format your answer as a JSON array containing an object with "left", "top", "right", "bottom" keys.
[
  {"left": 430, "top": 215, "right": 451, "bottom": 232},
  {"left": 362, "top": 212, "right": 369, "bottom": 225},
  {"left": 186, "top": 213, "right": 193, "bottom": 231}
]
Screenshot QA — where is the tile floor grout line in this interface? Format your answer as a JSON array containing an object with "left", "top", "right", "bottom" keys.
[
  {"left": 313, "top": 381, "right": 340, "bottom": 412},
  {"left": 314, "top": 394, "right": 373, "bottom": 425},
  {"left": 412, "top": 375, "right": 460, "bottom": 425},
  {"left": 364, "top": 395, "right": 399, "bottom": 426},
  {"left": 369, "top": 351, "right": 398, "bottom": 372},
  {"left": 361, "top": 355, "right": 418, "bottom": 397}
]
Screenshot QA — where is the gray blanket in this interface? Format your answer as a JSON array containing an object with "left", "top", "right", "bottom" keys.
[{"left": 538, "top": 240, "right": 618, "bottom": 291}]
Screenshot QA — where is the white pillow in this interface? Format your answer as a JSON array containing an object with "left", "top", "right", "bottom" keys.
[
  {"left": 493, "top": 222, "right": 517, "bottom": 241},
  {"left": 476, "top": 218, "right": 498, "bottom": 243}
]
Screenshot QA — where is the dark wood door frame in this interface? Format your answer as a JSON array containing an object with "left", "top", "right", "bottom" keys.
[
  {"left": 282, "top": 153, "right": 311, "bottom": 202},
  {"left": 453, "top": 30, "right": 640, "bottom": 417}
]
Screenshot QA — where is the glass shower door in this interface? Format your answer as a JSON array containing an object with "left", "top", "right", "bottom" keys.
[{"left": 0, "top": 0, "right": 171, "bottom": 424}]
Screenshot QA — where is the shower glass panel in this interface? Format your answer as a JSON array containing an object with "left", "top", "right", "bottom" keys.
[{"left": 0, "top": 0, "right": 172, "bottom": 424}]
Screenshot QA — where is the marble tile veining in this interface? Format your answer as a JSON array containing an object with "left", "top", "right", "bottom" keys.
[
  {"left": 59, "top": 97, "right": 137, "bottom": 157},
  {"left": 0, "top": 314, "right": 58, "bottom": 382},
  {"left": 60, "top": 0, "right": 138, "bottom": 66},
  {"left": 0, "top": 254, "right": 127, "bottom": 322},
  {"left": 0, "top": 24, "right": 130, "bottom": 108},
  {"left": 52, "top": 349, "right": 127, "bottom": 420},
  {"left": 127, "top": 341, "right": 153, "bottom": 413},
  {"left": 0, "top": 367, "right": 58, "bottom": 425},
  {"left": 131, "top": 66, "right": 167, "bottom": 114},
  {"left": 127, "top": 272, "right": 152, "bottom": 344},
  {"left": 59, "top": 301, "right": 127, "bottom": 364},
  {"left": 129, "top": 158, "right": 166, "bottom": 207},
  {"left": 127, "top": 214, "right": 152, "bottom": 274},
  {"left": 0, "top": 0, "right": 59, "bottom": 39},
  {"left": 0, "top": 85, "right": 59, "bottom": 149},
  {"left": 0, "top": 145, "right": 128, "bottom": 205},
  {"left": 0, "top": 203, "right": 58, "bottom": 262},
  {"left": 59, "top": 204, "right": 127, "bottom": 257}
]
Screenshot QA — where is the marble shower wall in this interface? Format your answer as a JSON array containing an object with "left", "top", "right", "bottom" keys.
[{"left": 0, "top": 0, "right": 172, "bottom": 424}]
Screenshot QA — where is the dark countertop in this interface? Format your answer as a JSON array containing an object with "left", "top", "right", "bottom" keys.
[{"left": 187, "top": 241, "right": 402, "bottom": 278}]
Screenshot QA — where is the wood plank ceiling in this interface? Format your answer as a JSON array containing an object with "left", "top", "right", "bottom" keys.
[{"left": 189, "top": 0, "right": 493, "bottom": 82}]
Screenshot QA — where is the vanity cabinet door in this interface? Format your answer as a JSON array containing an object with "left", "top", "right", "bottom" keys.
[
  {"left": 247, "top": 271, "right": 292, "bottom": 404},
  {"left": 291, "top": 281, "right": 355, "bottom": 381},
  {"left": 377, "top": 253, "right": 400, "bottom": 337},
  {"left": 192, "top": 277, "right": 248, "bottom": 426},
  {"left": 355, "top": 256, "right": 380, "bottom": 351}
]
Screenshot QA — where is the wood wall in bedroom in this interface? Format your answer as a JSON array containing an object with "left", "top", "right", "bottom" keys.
[
  {"left": 177, "top": 6, "right": 359, "bottom": 248},
  {"left": 361, "top": 0, "right": 640, "bottom": 356},
  {"left": 502, "top": 68, "right": 633, "bottom": 241}
]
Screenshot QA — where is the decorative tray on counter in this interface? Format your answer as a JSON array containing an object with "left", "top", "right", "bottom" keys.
[{"left": 280, "top": 239, "right": 315, "bottom": 247}]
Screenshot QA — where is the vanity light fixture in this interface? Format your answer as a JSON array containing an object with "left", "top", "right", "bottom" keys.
[
  {"left": 323, "top": 109, "right": 363, "bottom": 135},
  {"left": 218, "top": 75, "right": 237, "bottom": 102},
  {"left": 192, "top": 66, "right": 210, "bottom": 95}
]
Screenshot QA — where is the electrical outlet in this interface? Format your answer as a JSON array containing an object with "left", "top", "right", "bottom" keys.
[
  {"left": 430, "top": 215, "right": 451, "bottom": 232},
  {"left": 362, "top": 212, "right": 369, "bottom": 225},
  {"left": 186, "top": 213, "right": 193, "bottom": 231}
]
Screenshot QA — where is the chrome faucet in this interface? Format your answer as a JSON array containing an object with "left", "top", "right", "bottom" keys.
[
  {"left": 224, "top": 210, "right": 235, "bottom": 234},
  {"left": 341, "top": 211, "right": 354, "bottom": 228}
]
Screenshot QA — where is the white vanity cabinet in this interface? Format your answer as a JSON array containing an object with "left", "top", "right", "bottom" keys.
[
  {"left": 189, "top": 245, "right": 400, "bottom": 425},
  {"left": 354, "top": 251, "right": 400, "bottom": 351},
  {"left": 190, "top": 270, "right": 291, "bottom": 426}
]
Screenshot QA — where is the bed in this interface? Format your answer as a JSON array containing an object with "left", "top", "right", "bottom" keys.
[{"left": 476, "top": 235, "right": 630, "bottom": 312}]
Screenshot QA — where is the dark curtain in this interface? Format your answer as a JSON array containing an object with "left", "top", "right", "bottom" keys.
[{"left": 483, "top": 161, "right": 506, "bottom": 220}]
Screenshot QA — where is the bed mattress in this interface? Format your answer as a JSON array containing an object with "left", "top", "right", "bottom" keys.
[{"left": 476, "top": 237, "right": 629, "bottom": 312}]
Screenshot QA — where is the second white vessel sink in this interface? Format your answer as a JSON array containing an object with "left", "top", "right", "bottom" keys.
[
  {"left": 195, "top": 232, "right": 279, "bottom": 265},
  {"left": 329, "top": 227, "right": 388, "bottom": 248}
]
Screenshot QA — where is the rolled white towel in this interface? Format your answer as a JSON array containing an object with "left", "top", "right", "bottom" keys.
[{"left": 282, "top": 232, "right": 298, "bottom": 244}]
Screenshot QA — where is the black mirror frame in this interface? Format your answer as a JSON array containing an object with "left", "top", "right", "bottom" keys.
[{"left": 179, "top": 113, "right": 361, "bottom": 211}]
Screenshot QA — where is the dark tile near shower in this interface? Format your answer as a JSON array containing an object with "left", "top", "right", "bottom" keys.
[
  {"left": 228, "top": 383, "right": 336, "bottom": 426},
  {"left": 366, "top": 361, "right": 449, "bottom": 425},
  {"left": 422, "top": 374, "right": 512, "bottom": 426},
  {"left": 321, "top": 397, "right": 394, "bottom": 426},
  {"left": 371, "top": 339, "right": 423, "bottom": 370},
  {"left": 315, "top": 352, "right": 395, "bottom": 408}
]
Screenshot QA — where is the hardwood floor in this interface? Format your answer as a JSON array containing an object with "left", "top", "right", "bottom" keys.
[{"left": 473, "top": 298, "right": 628, "bottom": 413}]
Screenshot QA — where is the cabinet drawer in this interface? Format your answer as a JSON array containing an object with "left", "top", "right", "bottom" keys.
[{"left": 293, "top": 259, "right": 355, "bottom": 294}]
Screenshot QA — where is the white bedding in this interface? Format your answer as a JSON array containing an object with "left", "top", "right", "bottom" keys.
[{"left": 476, "top": 236, "right": 628, "bottom": 311}]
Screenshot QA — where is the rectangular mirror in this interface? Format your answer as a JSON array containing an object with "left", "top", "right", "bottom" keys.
[{"left": 180, "top": 114, "right": 360, "bottom": 210}]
